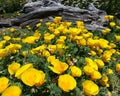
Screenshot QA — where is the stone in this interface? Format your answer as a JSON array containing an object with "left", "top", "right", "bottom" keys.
[{"left": 11, "top": 0, "right": 107, "bottom": 31}]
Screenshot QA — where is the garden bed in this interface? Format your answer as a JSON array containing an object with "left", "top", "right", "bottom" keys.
[{"left": 0, "top": 16, "right": 120, "bottom": 96}]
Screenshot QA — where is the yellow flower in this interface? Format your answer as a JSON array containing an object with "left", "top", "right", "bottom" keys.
[
  {"left": 34, "top": 30, "right": 41, "bottom": 40},
  {"left": 42, "top": 50, "right": 50, "bottom": 57},
  {"left": 47, "top": 45, "right": 56, "bottom": 54},
  {"left": 26, "top": 25, "right": 31, "bottom": 30},
  {"left": 48, "top": 59, "right": 68, "bottom": 74},
  {"left": 116, "top": 26, "right": 120, "bottom": 29},
  {"left": 8, "top": 62, "right": 21, "bottom": 75},
  {"left": 115, "top": 35, "right": 120, "bottom": 42},
  {"left": 107, "top": 91, "right": 111, "bottom": 96},
  {"left": 101, "top": 28, "right": 111, "bottom": 35},
  {"left": 82, "top": 80, "right": 99, "bottom": 95},
  {"left": 89, "top": 50, "right": 96, "bottom": 56},
  {"left": 62, "top": 21, "right": 72, "bottom": 28},
  {"left": 60, "top": 36, "right": 66, "bottom": 40},
  {"left": 15, "top": 63, "right": 33, "bottom": 79},
  {"left": 101, "top": 76, "right": 109, "bottom": 82},
  {"left": 101, "top": 29, "right": 107, "bottom": 35},
  {"left": 105, "top": 28, "right": 111, "bottom": 32},
  {"left": 9, "top": 28, "right": 15, "bottom": 32},
  {"left": 84, "top": 65, "right": 95, "bottom": 76},
  {"left": 85, "top": 58, "right": 98, "bottom": 70},
  {"left": 36, "top": 23, "right": 41, "bottom": 27},
  {"left": 54, "top": 29, "right": 60, "bottom": 36},
  {"left": 12, "top": 38, "right": 21, "bottom": 41},
  {"left": 94, "top": 59, "right": 105, "bottom": 68},
  {"left": 110, "top": 22, "right": 116, "bottom": 27},
  {"left": 99, "top": 38, "right": 109, "bottom": 48},
  {"left": 83, "top": 33, "right": 93, "bottom": 38},
  {"left": 102, "top": 50, "right": 113, "bottom": 62},
  {"left": 76, "top": 21, "right": 84, "bottom": 28},
  {"left": 21, "top": 68, "right": 45, "bottom": 86},
  {"left": 44, "top": 34, "right": 55, "bottom": 43},
  {"left": 3, "top": 36, "right": 11, "bottom": 41},
  {"left": 58, "top": 74, "right": 76, "bottom": 92},
  {"left": 0, "top": 40, "right": 6, "bottom": 49},
  {"left": 56, "top": 39, "right": 64, "bottom": 44},
  {"left": 0, "top": 77, "right": 9, "bottom": 93},
  {"left": 97, "top": 49, "right": 103, "bottom": 56},
  {"left": 56, "top": 44, "right": 65, "bottom": 50},
  {"left": 54, "top": 16, "right": 62, "bottom": 24},
  {"left": 35, "top": 70, "right": 46, "bottom": 86},
  {"left": 39, "top": 19, "right": 43, "bottom": 22},
  {"left": 0, "top": 48, "right": 8, "bottom": 58},
  {"left": 14, "top": 44, "right": 22, "bottom": 49},
  {"left": 57, "top": 25, "right": 66, "bottom": 33},
  {"left": 47, "top": 55, "right": 56, "bottom": 63},
  {"left": 22, "top": 36, "right": 36, "bottom": 44},
  {"left": 115, "top": 50, "right": 120, "bottom": 55},
  {"left": 104, "top": 15, "right": 114, "bottom": 21},
  {"left": 104, "top": 15, "right": 109, "bottom": 21},
  {"left": 1, "top": 86, "right": 22, "bottom": 96},
  {"left": 48, "top": 26, "right": 55, "bottom": 32},
  {"left": 5, "top": 43, "right": 22, "bottom": 53},
  {"left": 69, "top": 28, "right": 81, "bottom": 38},
  {"left": 109, "top": 42, "right": 116, "bottom": 49},
  {"left": 100, "top": 76, "right": 109, "bottom": 87},
  {"left": 21, "top": 51, "right": 27, "bottom": 57},
  {"left": 46, "top": 22, "right": 51, "bottom": 27},
  {"left": 2, "top": 29, "right": 6, "bottom": 32},
  {"left": 70, "top": 66, "right": 82, "bottom": 77},
  {"left": 91, "top": 70, "right": 102, "bottom": 80},
  {"left": 76, "top": 38, "right": 86, "bottom": 46},
  {"left": 109, "top": 15, "right": 114, "bottom": 19},
  {"left": 116, "top": 63, "right": 120, "bottom": 72},
  {"left": 31, "top": 44, "right": 46, "bottom": 53},
  {"left": 87, "top": 38, "right": 96, "bottom": 47},
  {"left": 107, "top": 68, "right": 113, "bottom": 74}
]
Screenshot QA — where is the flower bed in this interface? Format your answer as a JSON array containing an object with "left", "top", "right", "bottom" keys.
[{"left": 0, "top": 16, "right": 120, "bottom": 96}]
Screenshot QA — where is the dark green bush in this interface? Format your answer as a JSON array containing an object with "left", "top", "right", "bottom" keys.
[
  {"left": 61, "top": 0, "right": 120, "bottom": 16},
  {"left": 0, "top": 0, "right": 25, "bottom": 13}
]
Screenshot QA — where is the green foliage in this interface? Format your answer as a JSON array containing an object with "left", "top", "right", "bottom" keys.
[
  {"left": 0, "top": 0, "right": 25, "bottom": 13},
  {"left": 61, "top": 0, "right": 120, "bottom": 15}
]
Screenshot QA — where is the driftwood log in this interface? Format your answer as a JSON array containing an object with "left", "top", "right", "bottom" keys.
[{"left": 11, "top": 0, "right": 107, "bottom": 31}]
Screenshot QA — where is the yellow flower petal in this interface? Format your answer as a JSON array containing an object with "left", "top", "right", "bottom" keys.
[
  {"left": 1, "top": 86, "right": 22, "bottom": 96},
  {"left": 0, "top": 77, "right": 9, "bottom": 93},
  {"left": 58, "top": 74, "right": 76, "bottom": 92},
  {"left": 70, "top": 66, "right": 82, "bottom": 77},
  {"left": 15, "top": 63, "right": 33, "bottom": 79},
  {"left": 21, "top": 68, "right": 45, "bottom": 86},
  {"left": 82, "top": 80, "right": 99, "bottom": 95},
  {"left": 8, "top": 62, "right": 21, "bottom": 75}
]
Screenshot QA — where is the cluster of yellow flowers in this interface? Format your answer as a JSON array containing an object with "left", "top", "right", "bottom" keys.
[
  {"left": 0, "top": 15, "right": 120, "bottom": 95},
  {"left": 22, "top": 30, "right": 41, "bottom": 44},
  {"left": 104, "top": 15, "right": 114, "bottom": 21},
  {"left": 0, "top": 62, "right": 45, "bottom": 95},
  {"left": 0, "top": 77, "right": 22, "bottom": 96},
  {"left": 0, "top": 42, "right": 22, "bottom": 58},
  {"left": 47, "top": 55, "right": 68, "bottom": 74},
  {"left": 82, "top": 80, "right": 99, "bottom": 95},
  {"left": 8, "top": 63, "right": 45, "bottom": 87},
  {"left": 84, "top": 58, "right": 102, "bottom": 80}
]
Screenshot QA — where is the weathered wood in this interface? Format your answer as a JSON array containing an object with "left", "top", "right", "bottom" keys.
[
  {"left": 11, "top": 6, "right": 63, "bottom": 25},
  {"left": 11, "top": 0, "right": 107, "bottom": 31}
]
